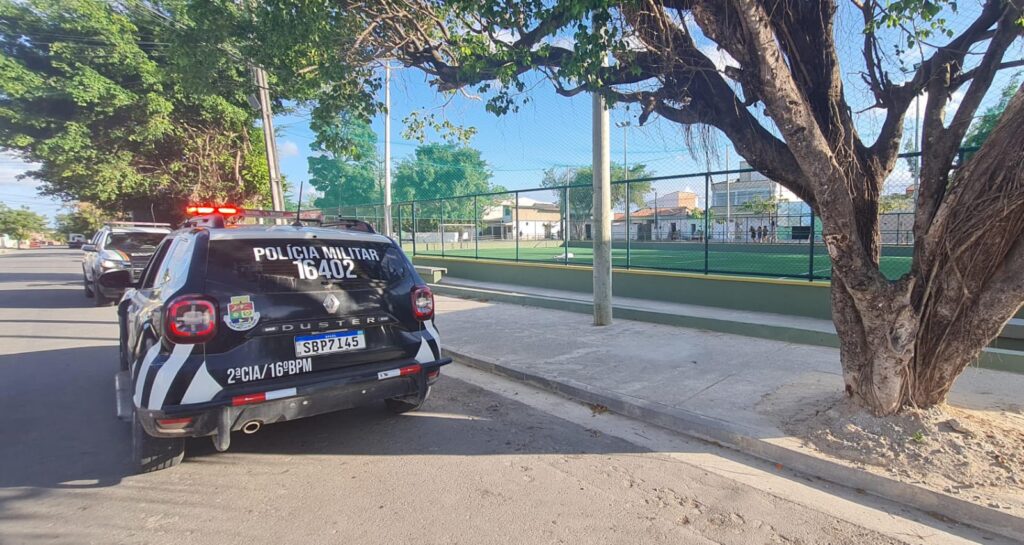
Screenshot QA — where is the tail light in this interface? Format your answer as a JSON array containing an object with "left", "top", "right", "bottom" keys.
[
  {"left": 411, "top": 286, "right": 434, "bottom": 321},
  {"left": 166, "top": 295, "right": 217, "bottom": 343}
]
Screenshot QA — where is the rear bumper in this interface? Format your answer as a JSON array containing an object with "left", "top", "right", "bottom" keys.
[{"left": 137, "top": 356, "right": 451, "bottom": 438}]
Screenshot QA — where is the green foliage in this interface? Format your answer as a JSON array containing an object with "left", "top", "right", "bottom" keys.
[
  {"left": 870, "top": 0, "right": 958, "bottom": 50},
  {"left": 0, "top": 203, "right": 49, "bottom": 247},
  {"left": 541, "top": 163, "right": 652, "bottom": 238},
  {"left": 391, "top": 143, "right": 503, "bottom": 229},
  {"left": 742, "top": 195, "right": 781, "bottom": 216},
  {"left": 690, "top": 207, "right": 714, "bottom": 221},
  {"left": 308, "top": 118, "right": 382, "bottom": 209},
  {"left": 393, "top": 143, "right": 497, "bottom": 202},
  {"left": 964, "top": 75, "right": 1022, "bottom": 149},
  {"left": 180, "top": 0, "right": 382, "bottom": 156},
  {"left": 541, "top": 163, "right": 653, "bottom": 216},
  {"left": 880, "top": 193, "right": 914, "bottom": 213},
  {"left": 0, "top": 0, "right": 271, "bottom": 218},
  {"left": 54, "top": 202, "right": 107, "bottom": 236}
]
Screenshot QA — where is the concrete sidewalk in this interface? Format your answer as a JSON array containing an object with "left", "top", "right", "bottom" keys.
[{"left": 434, "top": 293, "right": 1024, "bottom": 541}]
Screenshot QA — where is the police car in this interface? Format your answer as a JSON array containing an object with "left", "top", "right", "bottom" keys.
[
  {"left": 81, "top": 222, "right": 171, "bottom": 306},
  {"left": 111, "top": 207, "right": 450, "bottom": 472}
]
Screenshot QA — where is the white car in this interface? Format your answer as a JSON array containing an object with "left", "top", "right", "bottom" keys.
[{"left": 82, "top": 222, "right": 170, "bottom": 306}]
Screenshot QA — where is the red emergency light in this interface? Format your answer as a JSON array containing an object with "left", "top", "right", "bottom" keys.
[{"left": 185, "top": 205, "right": 242, "bottom": 216}]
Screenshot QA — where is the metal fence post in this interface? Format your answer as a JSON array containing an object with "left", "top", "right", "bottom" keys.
[
  {"left": 563, "top": 187, "right": 569, "bottom": 266},
  {"left": 397, "top": 204, "right": 403, "bottom": 245},
  {"left": 808, "top": 210, "right": 815, "bottom": 281},
  {"left": 411, "top": 202, "right": 417, "bottom": 256},
  {"left": 515, "top": 191, "right": 520, "bottom": 262},
  {"left": 440, "top": 201, "right": 445, "bottom": 258},
  {"left": 625, "top": 180, "right": 631, "bottom": 269},
  {"left": 895, "top": 212, "right": 901, "bottom": 246},
  {"left": 474, "top": 195, "right": 479, "bottom": 259},
  {"left": 704, "top": 173, "right": 710, "bottom": 274}
]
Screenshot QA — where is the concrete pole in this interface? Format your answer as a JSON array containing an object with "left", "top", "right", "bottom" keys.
[
  {"left": 383, "top": 63, "right": 393, "bottom": 237},
  {"left": 254, "top": 67, "right": 284, "bottom": 211},
  {"left": 592, "top": 85, "right": 613, "bottom": 326},
  {"left": 725, "top": 146, "right": 731, "bottom": 240}
]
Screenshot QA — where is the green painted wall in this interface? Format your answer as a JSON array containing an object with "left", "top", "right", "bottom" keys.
[
  {"left": 414, "top": 255, "right": 1022, "bottom": 322},
  {"left": 413, "top": 256, "right": 833, "bottom": 319}
]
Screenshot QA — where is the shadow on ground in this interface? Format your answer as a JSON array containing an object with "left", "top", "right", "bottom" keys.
[
  {"left": 0, "top": 288, "right": 95, "bottom": 309},
  {"left": 0, "top": 344, "right": 646, "bottom": 494},
  {"left": 0, "top": 272, "right": 82, "bottom": 283}
]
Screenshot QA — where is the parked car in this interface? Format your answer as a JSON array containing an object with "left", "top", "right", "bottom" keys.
[
  {"left": 68, "top": 233, "right": 86, "bottom": 248},
  {"left": 111, "top": 207, "right": 450, "bottom": 472},
  {"left": 82, "top": 222, "right": 171, "bottom": 306}
]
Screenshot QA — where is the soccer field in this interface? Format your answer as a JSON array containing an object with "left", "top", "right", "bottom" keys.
[{"left": 406, "top": 240, "right": 913, "bottom": 280}]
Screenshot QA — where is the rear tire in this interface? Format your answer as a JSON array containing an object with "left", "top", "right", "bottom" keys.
[
  {"left": 83, "top": 276, "right": 94, "bottom": 298},
  {"left": 132, "top": 410, "right": 184, "bottom": 474},
  {"left": 385, "top": 386, "right": 430, "bottom": 414}
]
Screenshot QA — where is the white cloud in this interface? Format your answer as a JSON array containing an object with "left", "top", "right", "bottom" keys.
[{"left": 279, "top": 140, "right": 301, "bottom": 158}]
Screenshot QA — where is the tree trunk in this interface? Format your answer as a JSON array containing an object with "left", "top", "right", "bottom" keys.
[{"left": 833, "top": 85, "right": 1024, "bottom": 416}]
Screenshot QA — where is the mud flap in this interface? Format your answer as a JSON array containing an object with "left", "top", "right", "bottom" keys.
[
  {"left": 115, "top": 371, "right": 133, "bottom": 422},
  {"left": 212, "top": 407, "right": 232, "bottom": 452}
]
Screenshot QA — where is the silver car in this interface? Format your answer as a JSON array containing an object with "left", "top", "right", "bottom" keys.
[{"left": 82, "top": 222, "right": 170, "bottom": 306}]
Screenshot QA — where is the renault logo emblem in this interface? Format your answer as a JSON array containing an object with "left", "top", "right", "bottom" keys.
[{"left": 323, "top": 294, "right": 340, "bottom": 313}]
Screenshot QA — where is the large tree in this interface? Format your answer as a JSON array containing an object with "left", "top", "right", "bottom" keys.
[
  {"left": 0, "top": 0, "right": 272, "bottom": 220},
  {"left": 393, "top": 142, "right": 504, "bottom": 229},
  {"left": 308, "top": 118, "right": 383, "bottom": 211},
  {"left": 213, "top": 0, "right": 1023, "bottom": 416},
  {"left": 0, "top": 204, "right": 49, "bottom": 248}
]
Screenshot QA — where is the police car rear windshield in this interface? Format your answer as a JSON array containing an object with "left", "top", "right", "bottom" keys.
[
  {"left": 108, "top": 233, "right": 165, "bottom": 253},
  {"left": 205, "top": 239, "right": 408, "bottom": 294}
]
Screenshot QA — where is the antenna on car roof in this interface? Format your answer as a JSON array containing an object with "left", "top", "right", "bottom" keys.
[{"left": 292, "top": 180, "right": 306, "bottom": 227}]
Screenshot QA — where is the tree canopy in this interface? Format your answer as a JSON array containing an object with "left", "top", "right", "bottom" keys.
[
  {"left": 0, "top": 0, "right": 272, "bottom": 220},
  {"left": 393, "top": 143, "right": 497, "bottom": 203},
  {"left": 0, "top": 203, "right": 49, "bottom": 247},
  {"left": 308, "top": 118, "right": 382, "bottom": 210},
  {"left": 54, "top": 202, "right": 107, "bottom": 236}
]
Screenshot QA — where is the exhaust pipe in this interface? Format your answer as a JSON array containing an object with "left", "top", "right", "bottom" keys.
[{"left": 241, "top": 420, "right": 262, "bottom": 434}]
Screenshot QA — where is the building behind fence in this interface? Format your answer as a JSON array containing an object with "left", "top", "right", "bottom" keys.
[{"left": 316, "top": 150, "right": 960, "bottom": 281}]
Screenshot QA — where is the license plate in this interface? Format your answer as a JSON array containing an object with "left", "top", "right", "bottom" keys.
[{"left": 294, "top": 330, "right": 366, "bottom": 357}]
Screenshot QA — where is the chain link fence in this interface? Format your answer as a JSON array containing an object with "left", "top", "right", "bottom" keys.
[{"left": 312, "top": 150, "right": 974, "bottom": 281}]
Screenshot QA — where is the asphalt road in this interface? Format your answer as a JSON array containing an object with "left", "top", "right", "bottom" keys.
[{"left": 0, "top": 249, "right": 1006, "bottom": 545}]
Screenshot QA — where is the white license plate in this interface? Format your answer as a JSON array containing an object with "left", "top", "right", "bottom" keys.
[{"left": 294, "top": 330, "right": 366, "bottom": 357}]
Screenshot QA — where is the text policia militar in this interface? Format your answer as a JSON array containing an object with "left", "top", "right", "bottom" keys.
[{"left": 252, "top": 245, "right": 382, "bottom": 281}]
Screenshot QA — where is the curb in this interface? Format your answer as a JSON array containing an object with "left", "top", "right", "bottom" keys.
[
  {"left": 433, "top": 283, "right": 1024, "bottom": 373},
  {"left": 447, "top": 348, "right": 1024, "bottom": 542}
]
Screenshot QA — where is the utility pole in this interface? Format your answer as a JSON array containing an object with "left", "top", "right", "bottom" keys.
[
  {"left": 592, "top": 70, "right": 613, "bottom": 326},
  {"left": 253, "top": 66, "right": 284, "bottom": 211},
  {"left": 383, "top": 63, "right": 393, "bottom": 237},
  {"left": 725, "top": 146, "right": 731, "bottom": 241}
]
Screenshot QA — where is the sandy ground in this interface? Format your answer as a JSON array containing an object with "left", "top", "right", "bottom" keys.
[{"left": 760, "top": 380, "right": 1024, "bottom": 514}]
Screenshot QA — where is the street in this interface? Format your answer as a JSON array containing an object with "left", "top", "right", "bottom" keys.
[{"left": 0, "top": 249, "right": 1007, "bottom": 545}]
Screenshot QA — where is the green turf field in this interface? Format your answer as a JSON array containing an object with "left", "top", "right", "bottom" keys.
[{"left": 405, "top": 240, "right": 913, "bottom": 280}]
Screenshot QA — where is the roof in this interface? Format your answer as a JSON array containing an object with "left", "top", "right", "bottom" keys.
[
  {"left": 613, "top": 206, "right": 693, "bottom": 221},
  {"left": 204, "top": 224, "right": 393, "bottom": 244},
  {"left": 107, "top": 226, "right": 171, "bottom": 234}
]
